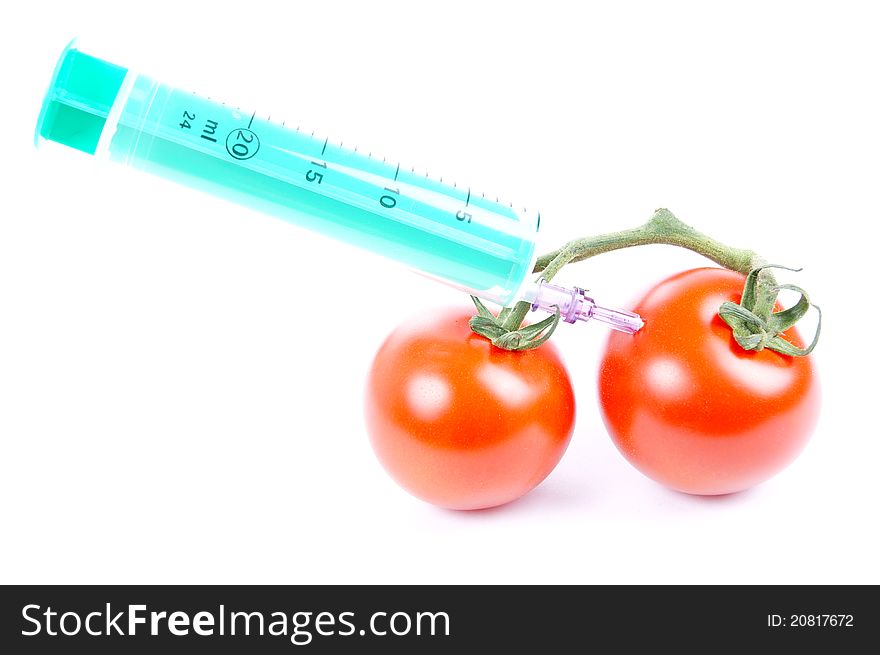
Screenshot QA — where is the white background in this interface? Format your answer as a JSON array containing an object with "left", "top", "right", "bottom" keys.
[{"left": 1, "top": 1, "right": 878, "bottom": 584}]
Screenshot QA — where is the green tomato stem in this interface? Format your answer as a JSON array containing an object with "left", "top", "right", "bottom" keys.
[
  {"left": 489, "top": 207, "right": 819, "bottom": 356},
  {"left": 501, "top": 208, "right": 767, "bottom": 332}
]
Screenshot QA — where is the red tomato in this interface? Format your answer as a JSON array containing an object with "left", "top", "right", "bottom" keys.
[
  {"left": 365, "top": 308, "right": 575, "bottom": 510},
  {"left": 598, "top": 268, "right": 820, "bottom": 495}
]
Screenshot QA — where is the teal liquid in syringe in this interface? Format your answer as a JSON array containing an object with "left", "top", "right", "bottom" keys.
[{"left": 36, "top": 42, "right": 642, "bottom": 332}]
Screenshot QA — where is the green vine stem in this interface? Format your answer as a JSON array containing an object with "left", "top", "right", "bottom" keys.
[
  {"left": 478, "top": 208, "right": 820, "bottom": 356},
  {"left": 500, "top": 208, "right": 763, "bottom": 331},
  {"left": 535, "top": 208, "right": 758, "bottom": 279}
]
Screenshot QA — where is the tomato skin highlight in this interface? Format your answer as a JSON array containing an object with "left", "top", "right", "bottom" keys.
[
  {"left": 598, "top": 268, "right": 820, "bottom": 495},
  {"left": 365, "top": 308, "right": 575, "bottom": 510}
]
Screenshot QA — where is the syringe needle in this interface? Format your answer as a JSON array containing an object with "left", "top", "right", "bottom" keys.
[
  {"left": 581, "top": 299, "right": 645, "bottom": 333},
  {"left": 521, "top": 279, "right": 643, "bottom": 334}
]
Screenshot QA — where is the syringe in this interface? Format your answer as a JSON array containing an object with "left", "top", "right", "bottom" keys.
[{"left": 35, "top": 41, "right": 642, "bottom": 334}]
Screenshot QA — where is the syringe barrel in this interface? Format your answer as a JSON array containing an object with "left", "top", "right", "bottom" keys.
[{"left": 35, "top": 43, "right": 539, "bottom": 305}]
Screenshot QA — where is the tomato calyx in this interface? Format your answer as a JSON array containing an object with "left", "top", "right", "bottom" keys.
[
  {"left": 718, "top": 264, "right": 822, "bottom": 356},
  {"left": 469, "top": 296, "right": 562, "bottom": 351}
]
